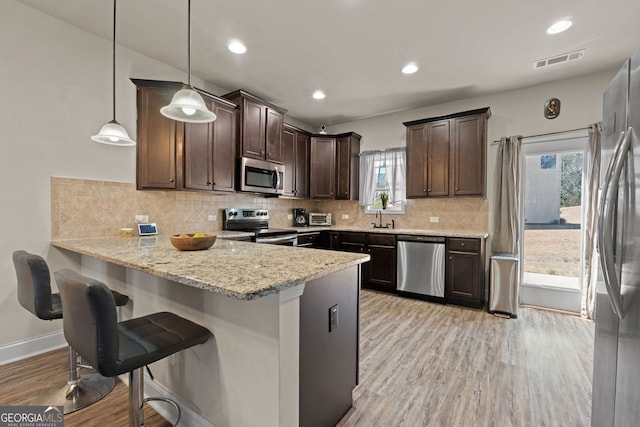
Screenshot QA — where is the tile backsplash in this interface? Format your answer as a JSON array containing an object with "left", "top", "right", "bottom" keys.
[{"left": 51, "top": 177, "right": 488, "bottom": 239}]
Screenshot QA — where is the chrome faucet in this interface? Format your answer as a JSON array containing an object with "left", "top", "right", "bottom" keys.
[{"left": 371, "top": 210, "right": 392, "bottom": 229}]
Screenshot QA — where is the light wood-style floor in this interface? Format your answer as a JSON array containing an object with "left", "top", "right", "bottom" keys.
[
  {"left": 338, "top": 290, "right": 595, "bottom": 427},
  {"left": 0, "top": 290, "right": 594, "bottom": 426},
  {"left": 0, "top": 348, "right": 170, "bottom": 426}
]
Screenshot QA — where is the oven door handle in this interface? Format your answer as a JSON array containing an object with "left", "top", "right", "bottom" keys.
[{"left": 257, "top": 235, "right": 297, "bottom": 245}]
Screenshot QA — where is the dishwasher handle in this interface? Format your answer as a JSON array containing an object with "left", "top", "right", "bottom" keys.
[{"left": 397, "top": 235, "right": 445, "bottom": 243}]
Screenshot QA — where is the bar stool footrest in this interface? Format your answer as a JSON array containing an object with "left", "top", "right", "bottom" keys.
[{"left": 144, "top": 396, "right": 182, "bottom": 426}]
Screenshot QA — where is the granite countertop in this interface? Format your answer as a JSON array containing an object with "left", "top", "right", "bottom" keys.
[
  {"left": 293, "top": 226, "right": 488, "bottom": 239},
  {"left": 51, "top": 236, "right": 369, "bottom": 300}
]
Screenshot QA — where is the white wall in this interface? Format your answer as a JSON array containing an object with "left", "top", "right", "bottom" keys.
[
  {"left": 329, "top": 69, "right": 616, "bottom": 151},
  {"left": 0, "top": 0, "right": 230, "bottom": 351}
]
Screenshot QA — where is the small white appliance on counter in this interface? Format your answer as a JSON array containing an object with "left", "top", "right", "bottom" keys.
[{"left": 308, "top": 213, "right": 331, "bottom": 226}]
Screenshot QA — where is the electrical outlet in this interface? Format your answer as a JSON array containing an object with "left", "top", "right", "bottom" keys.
[
  {"left": 208, "top": 214, "right": 217, "bottom": 221},
  {"left": 329, "top": 304, "right": 339, "bottom": 332},
  {"left": 342, "top": 214, "right": 349, "bottom": 220},
  {"left": 135, "top": 214, "right": 149, "bottom": 223},
  {"left": 287, "top": 214, "right": 293, "bottom": 220},
  {"left": 430, "top": 216, "right": 439, "bottom": 223}
]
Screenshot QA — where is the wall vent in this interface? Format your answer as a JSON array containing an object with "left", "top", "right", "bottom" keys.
[{"left": 533, "top": 50, "right": 585, "bottom": 69}]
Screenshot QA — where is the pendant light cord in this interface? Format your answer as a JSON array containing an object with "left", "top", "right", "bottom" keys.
[
  {"left": 187, "top": 0, "right": 191, "bottom": 86},
  {"left": 112, "top": 0, "right": 117, "bottom": 121}
]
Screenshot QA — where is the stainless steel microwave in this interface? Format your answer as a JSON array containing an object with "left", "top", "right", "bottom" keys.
[{"left": 238, "top": 157, "right": 285, "bottom": 195}]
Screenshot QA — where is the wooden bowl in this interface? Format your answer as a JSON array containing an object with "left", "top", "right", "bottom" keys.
[{"left": 170, "top": 233, "right": 217, "bottom": 251}]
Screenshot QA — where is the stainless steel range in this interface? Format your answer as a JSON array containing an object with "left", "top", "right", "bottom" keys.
[{"left": 223, "top": 208, "right": 298, "bottom": 246}]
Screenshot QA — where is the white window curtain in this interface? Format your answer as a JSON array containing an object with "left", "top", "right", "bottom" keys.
[{"left": 359, "top": 147, "right": 406, "bottom": 206}]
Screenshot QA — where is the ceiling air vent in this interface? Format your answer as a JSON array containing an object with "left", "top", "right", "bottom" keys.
[{"left": 533, "top": 49, "right": 585, "bottom": 69}]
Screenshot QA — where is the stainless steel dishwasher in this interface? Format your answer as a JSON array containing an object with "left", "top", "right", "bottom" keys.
[{"left": 397, "top": 235, "right": 446, "bottom": 299}]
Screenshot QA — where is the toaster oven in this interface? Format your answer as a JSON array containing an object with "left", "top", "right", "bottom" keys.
[{"left": 308, "top": 213, "right": 332, "bottom": 226}]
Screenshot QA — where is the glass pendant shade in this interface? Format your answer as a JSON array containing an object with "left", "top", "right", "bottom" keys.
[
  {"left": 92, "top": 0, "right": 135, "bottom": 146},
  {"left": 160, "top": 85, "right": 217, "bottom": 123},
  {"left": 161, "top": 0, "right": 216, "bottom": 124},
  {"left": 91, "top": 120, "right": 136, "bottom": 146}
]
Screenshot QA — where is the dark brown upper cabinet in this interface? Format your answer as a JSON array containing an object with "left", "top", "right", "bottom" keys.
[
  {"left": 404, "top": 108, "right": 490, "bottom": 198},
  {"left": 223, "top": 90, "right": 287, "bottom": 164},
  {"left": 310, "top": 132, "right": 361, "bottom": 200},
  {"left": 310, "top": 136, "right": 336, "bottom": 199},
  {"left": 336, "top": 134, "right": 361, "bottom": 200},
  {"left": 183, "top": 93, "right": 237, "bottom": 192},
  {"left": 132, "top": 79, "right": 237, "bottom": 193},
  {"left": 283, "top": 124, "right": 310, "bottom": 199},
  {"left": 133, "top": 79, "right": 183, "bottom": 190}
]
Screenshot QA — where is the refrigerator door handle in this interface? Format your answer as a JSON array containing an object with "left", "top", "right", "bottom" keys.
[{"left": 598, "top": 127, "right": 633, "bottom": 319}]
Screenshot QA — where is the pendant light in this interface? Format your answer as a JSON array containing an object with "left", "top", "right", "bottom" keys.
[
  {"left": 160, "top": 0, "right": 216, "bottom": 123},
  {"left": 91, "top": 0, "right": 136, "bottom": 146}
]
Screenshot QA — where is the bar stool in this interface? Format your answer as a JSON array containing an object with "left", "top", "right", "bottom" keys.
[
  {"left": 12, "top": 250, "right": 129, "bottom": 414},
  {"left": 55, "top": 269, "right": 212, "bottom": 427}
]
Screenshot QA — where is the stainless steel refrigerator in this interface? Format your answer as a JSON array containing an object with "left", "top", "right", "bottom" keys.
[{"left": 592, "top": 47, "right": 640, "bottom": 426}]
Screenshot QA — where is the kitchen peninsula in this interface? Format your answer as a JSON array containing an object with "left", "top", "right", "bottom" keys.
[{"left": 51, "top": 235, "right": 369, "bottom": 427}]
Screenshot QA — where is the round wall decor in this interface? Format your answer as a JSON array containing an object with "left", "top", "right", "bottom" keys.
[{"left": 544, "top": 98, "right": 561, "bottom": 119}]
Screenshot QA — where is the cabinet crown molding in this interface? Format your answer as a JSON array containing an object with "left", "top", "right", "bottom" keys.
[
  {"left": 223, "top": 89, "right": 287, "bottom": 114},
  {"left": 403, "top": 107, "right": 491, "bottom": 127}
]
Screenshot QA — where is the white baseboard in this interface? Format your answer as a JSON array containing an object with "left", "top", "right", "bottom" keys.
[
  {"left": 0, "top": 331, "right": 67, "bottom": 366},
  {"left": 144, "top": 374, "right": 216, "bottom": 427}
]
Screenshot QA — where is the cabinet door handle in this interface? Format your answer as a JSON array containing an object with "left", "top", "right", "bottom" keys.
[
  {"left": 169, "top": 178, "right": 174, "bottom": 183},
  {"left": 449, "top": 256, "right": 453, "bottom": 260},
  {"left": 455, "top": 187, "right": 459, "bottom": 191},
  {"left": 261, "top": 150, "right": 265, "bottom": 155},
  {"left": 207, "top": 182, "right": 212, "bottom": 185},
  {"left": 460, "top": 242, "right": 465, "bottom": 246}
]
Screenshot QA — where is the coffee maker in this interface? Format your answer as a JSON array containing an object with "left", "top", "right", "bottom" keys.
[{"left": 293, "top": 208, "right": 308, "bottom": 226}]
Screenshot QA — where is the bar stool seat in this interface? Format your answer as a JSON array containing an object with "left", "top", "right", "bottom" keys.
[
  {"left": 12, "top": 250, "right": 129, "bottom": 414},
  {"left": 55, "top": 268, "right": 212, "bottom": 427}
]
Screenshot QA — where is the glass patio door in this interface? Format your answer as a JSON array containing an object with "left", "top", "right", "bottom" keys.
[{"left": 519, "top": 130, "right": 588, "bottom": 312}]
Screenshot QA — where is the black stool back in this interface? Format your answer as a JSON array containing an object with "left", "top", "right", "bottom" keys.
[
  {"left": 55, "top": 271, "right": 118, "bottom": 374},
  {"left": 13, "top": 250, "right": 62, "bottom": 320},
  {"left": 55, "top": 268, "right": 212, "bottom": 426}
]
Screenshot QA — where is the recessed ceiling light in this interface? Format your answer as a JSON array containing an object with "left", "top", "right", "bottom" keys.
[
  {"left": 546, "top": 20, "right": 572, "bottom": 34},
  {"left": 312, "top": 90, "right": 326, "bottom": 100},
  {"left": 402, "top": 63, "right": 419, "bottom": 74},
  {"left": 228, "top": 40, "right": 247, "bottom": 54}
]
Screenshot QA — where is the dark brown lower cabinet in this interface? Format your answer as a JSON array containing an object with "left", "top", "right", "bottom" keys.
[
  {"left": 326, "top": 231, "right": 339, "bottom": 250},
  {"left": 338, "top": 231, "right": 366, "bottom": 253},
  {"left": 363, "top": 234, "right": 396, "bottom": 290},
  {"left": 445, "top": 238, "right": 484, "bottom": 308},
  {"left": 297, "top": 231, "right": 322, "bottom": 248}
]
